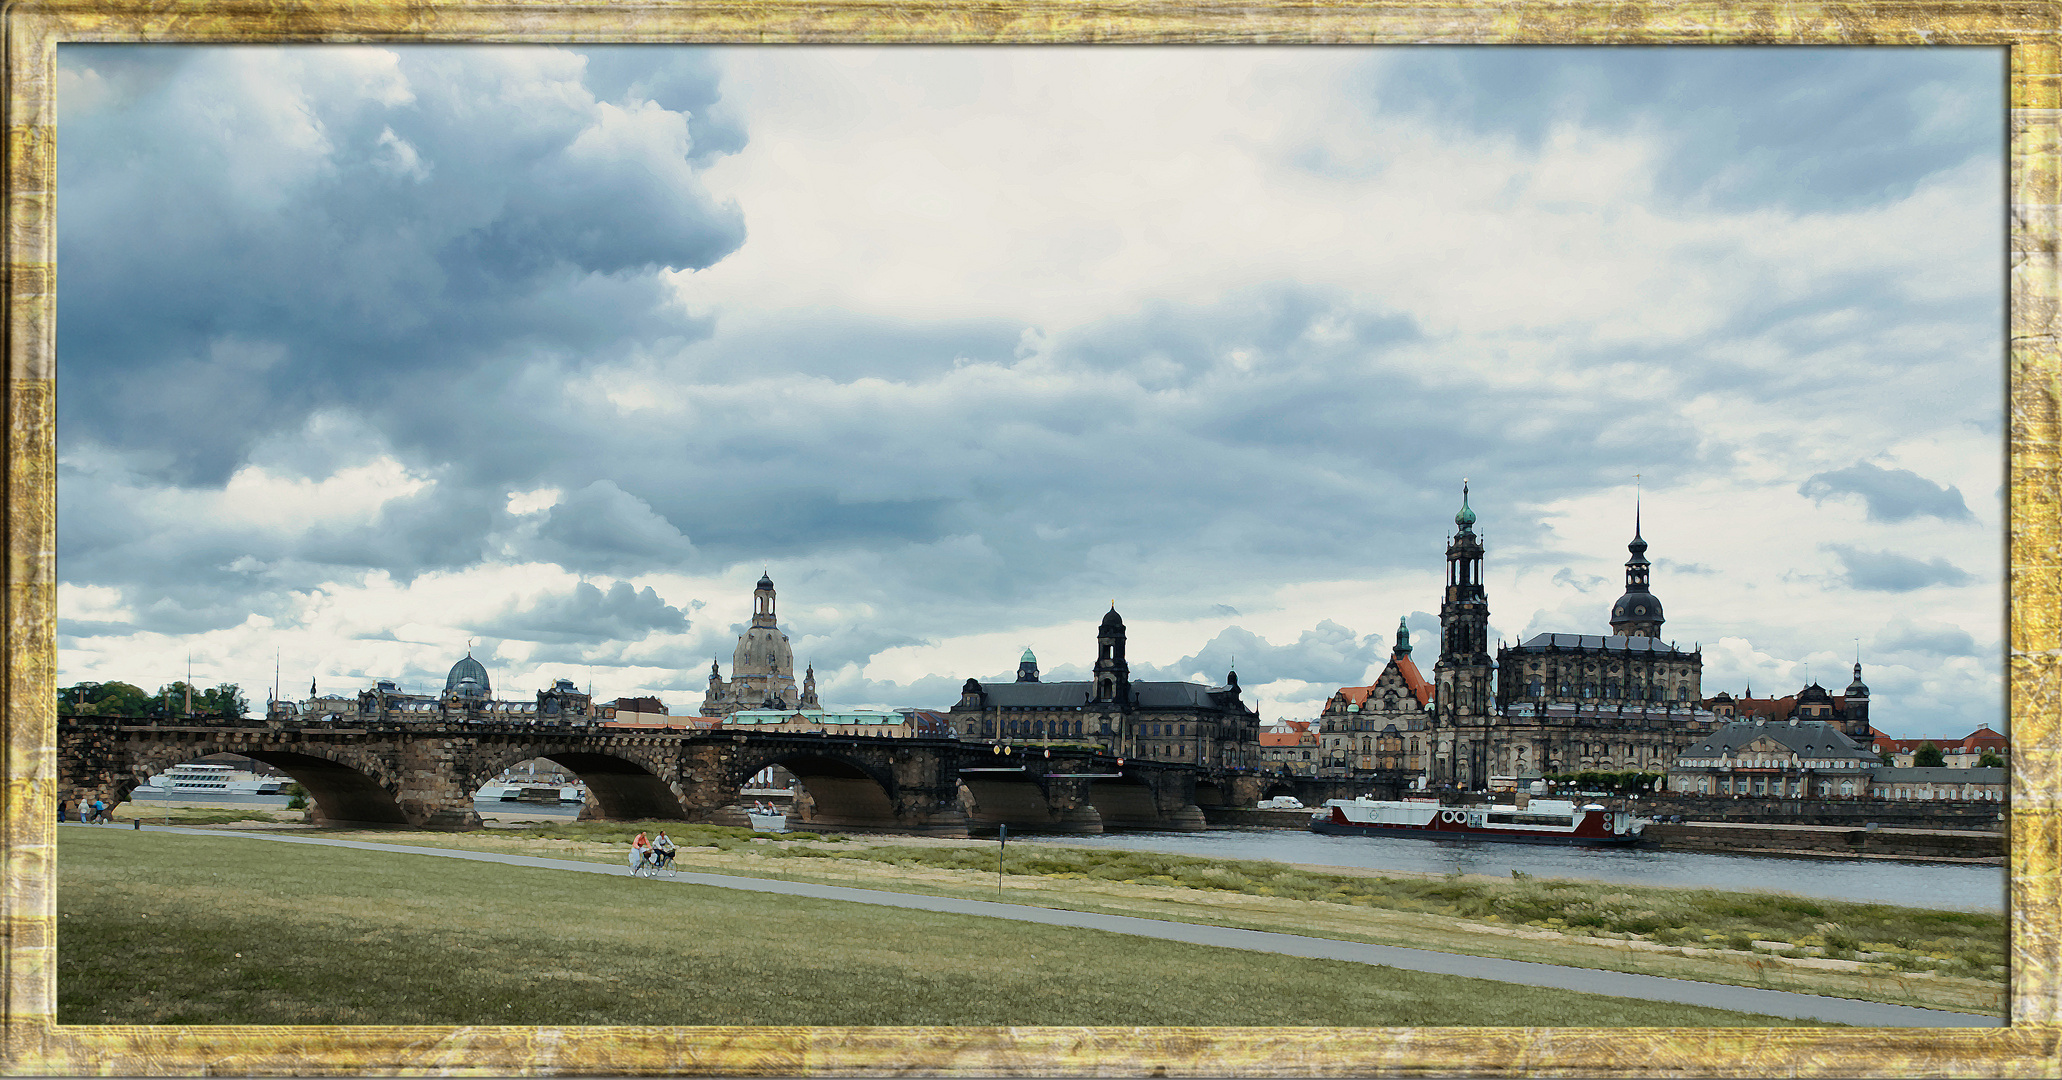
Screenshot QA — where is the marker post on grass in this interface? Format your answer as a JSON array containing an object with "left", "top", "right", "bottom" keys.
[{"left": 997, "top": 823, "right": 1006, "bottom": 898}]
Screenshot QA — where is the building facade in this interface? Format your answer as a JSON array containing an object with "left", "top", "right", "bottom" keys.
[
  {"left": 701, "top": 574, "right": 822, "bottom": 717},
  {"left": 1318, "top": 618, "right": 1432, "bottom": 776},
  {"left": 1666, "top": 718, "right": 1880, "bottom": 798},
  {"left": 947, "top": 606, "right": 1263, "bottom": 769}
]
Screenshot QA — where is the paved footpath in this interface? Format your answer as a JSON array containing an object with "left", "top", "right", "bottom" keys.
[{"left": 88, "top": 823, "right": 2000, "bottom": 1028}]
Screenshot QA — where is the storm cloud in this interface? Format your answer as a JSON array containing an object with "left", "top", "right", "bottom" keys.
[
  {"left": 1801, "top": 463, "right": 1975, "bottom": 523},
  {"left": 53, "top": 46, "right": 2005, "bottom": 737}
]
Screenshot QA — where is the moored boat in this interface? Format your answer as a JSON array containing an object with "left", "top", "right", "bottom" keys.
[
  {"left": 744, "top": 802, "right": 788, "bottom": 832},
  {"left": 1309, "top": 796, "right": 1643, "bottom": 846},
  {"left": 140, "top": 763, "right": 285, "bottom": 796}
]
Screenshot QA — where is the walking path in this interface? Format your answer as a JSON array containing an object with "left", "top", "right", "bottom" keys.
[{"left": 88, "top": 823, "right": 2000, "bottom": 1027}]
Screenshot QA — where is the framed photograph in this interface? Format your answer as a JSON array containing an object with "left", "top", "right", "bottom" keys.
[{"left": 15, "top": 2, "right": 2057, "bottom": 1075}]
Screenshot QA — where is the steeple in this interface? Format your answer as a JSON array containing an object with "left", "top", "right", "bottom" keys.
[
  {"left": 1434, "top": 480, "right": 1495, "bottom": 791},
  {"left": 1394, "top": 616, "right": 1412, "bottom": 656},
  {"left": 801, "top": 663, "right": 820, "bottom": 708},
  {"left": 1609, "top": 494, "right": 1665, "bottom": 638},
  {"left": 752, "top": 572, "right": 777, "bottom": 628}
]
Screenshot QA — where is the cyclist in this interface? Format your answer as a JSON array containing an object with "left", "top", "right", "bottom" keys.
[
  {"left": 651, "top": 830, "right": 677, "bottom": 872},
  {"left": 628, "top": 831, "right": 652, "bottom": 874}
]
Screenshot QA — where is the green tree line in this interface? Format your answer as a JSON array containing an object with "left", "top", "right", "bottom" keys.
[{"left": 59, "top": 680, "right": 249, "bottom": 719}]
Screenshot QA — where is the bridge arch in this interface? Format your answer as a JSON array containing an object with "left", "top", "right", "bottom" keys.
[
  {"left": 730, "top": 746, "right": 900, "bottom": 831},
  {"left": 122, "top": 741, "right": 413, "bottom": 828},
  {"left": 463, "top": 741, "right": 690, "bottom": 823}
]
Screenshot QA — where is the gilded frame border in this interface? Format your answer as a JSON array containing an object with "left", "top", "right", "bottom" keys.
[{"left": 4, "top": 3, "right": 2056, "bottom": 1075}]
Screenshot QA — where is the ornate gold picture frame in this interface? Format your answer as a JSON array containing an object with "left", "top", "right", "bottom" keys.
[{"left": 8, "top": 2, "right": 2056, "bottom": 1074}]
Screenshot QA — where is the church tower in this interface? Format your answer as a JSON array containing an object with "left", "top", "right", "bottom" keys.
[
  {"left": 1092, "top": 605, "right": 1131, "bottom": 704},
  {"left": 1609, "top": 502, "right": 1666, "bottom": 638},
  {"left": 1434, "top": 482, "right": 1496, "bottom": 789},
  {"left": 801, "top": 663, "right": 820, "bottom": 708},
  {"left": 1017, "top": 647, "right": 1041, "bottom": 683},
  {"left": 1843, "top": 661, "right": 1871, "bottom": 738}
]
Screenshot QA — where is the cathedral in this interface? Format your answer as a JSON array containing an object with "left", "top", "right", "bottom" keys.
[
  {"left": 701, "top": 573, "right": 821, "bottom": 718},
  {"left": 1415, "top": 484, "right": 1725, "bottom": 790}
]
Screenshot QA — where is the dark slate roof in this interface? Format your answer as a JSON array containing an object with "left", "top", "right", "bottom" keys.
[
  {"left": 963, "top": 680, "right": 1240, "bottom": 711},
  {"left": 1679, "top": 720, "right": 1872, "bottom": 758},
  {"left": 969, "top": 683, "right": 1090, "bottom": 708},
  {"left": 1869, "top": 766, "right": 2006, "bottom": 783},
  {"left": 1513, "top": 633, "right": 1693, "bottom": 654}
]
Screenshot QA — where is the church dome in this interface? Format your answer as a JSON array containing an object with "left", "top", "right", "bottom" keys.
[
  {"left": 1101, "top": 606, "right": 1125, "bottom": 630},
  {"left": 757, "top": 572, "right": 775, "bottom": 590},
  {"left": 445, "top": 653, "right": 492, "bottom": 700},
  {"left": 1610, "top": 591, "right": 1664, "bottom": 623},
  {"left": 1455, "top": 481, "right": 1476, "bottom": 529},
  {"left": 1021, "top": 647, "right": 1037, "bottom": 664}
]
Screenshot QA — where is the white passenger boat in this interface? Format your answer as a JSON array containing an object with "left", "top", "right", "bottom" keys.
[
  {"left": 139, "top": 763, "right": 284, "bottom": 796},
  {"left": 1310, "top": 796, "right": 1644, "bottom": 846}
]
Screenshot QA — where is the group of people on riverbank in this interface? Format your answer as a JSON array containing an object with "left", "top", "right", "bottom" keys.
[
  {"left": 58, "top": 798, "right": 109, "bottom": 823},
  {"left": 629, "top": 830, "right": 676, "bottom": 874}
]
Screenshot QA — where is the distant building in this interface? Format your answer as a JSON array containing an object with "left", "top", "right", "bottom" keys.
[
  {"left": 1665, "top": 719, "right": 1880, "bottom": 798},
  {"left": 1871, "top": 726, "right": 2009, "bottom": 768},
  {"left": 1869, "top": 766, "right": 2005, "bottom": 802},
  {"left": 1262, "top": 720, "right": 1320, "bottom": 776},
  {"left": 947, "top": 605, "right": 1263, "bottom": 769},
  {"left": 702, "top": 574, "right": 821, "bottom": 717},
  {"left": 723, "top": 708, "right": 925, "bottom": 738},
  {"left": 1704, "top": 664, "right": 1873, "bottom": 740},
  {"left": 271, "top": 650, "right": 596, "bottom": 723},
  {"left": 1319, "top": 619, "right": 1432, "bottom": 776}
]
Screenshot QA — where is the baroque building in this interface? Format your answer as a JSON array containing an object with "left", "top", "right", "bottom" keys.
[
  {"left": 1410, "top": 485, "right": 1725, "bottom": 790},
  {"left": 947, "top": 605, "right": 1263, "bottom": 769},
  {"left": 701, "top": 574, "right": 820, "bottom": 717}
]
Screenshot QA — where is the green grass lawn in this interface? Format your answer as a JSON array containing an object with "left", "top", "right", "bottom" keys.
[{"left": 59, "top": 829, "right": 1829, "bottom": 1027}]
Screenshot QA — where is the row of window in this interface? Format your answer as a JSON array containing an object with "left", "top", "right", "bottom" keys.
[{"left": 1523, "top": 679, "right": 1693, "bottom": 701}]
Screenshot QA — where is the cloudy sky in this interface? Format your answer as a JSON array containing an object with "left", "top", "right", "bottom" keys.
[{"left": 55, "top": 45, "right": 2005, "bottom": 738}]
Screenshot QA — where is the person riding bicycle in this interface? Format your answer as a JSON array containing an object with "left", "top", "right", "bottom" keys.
[
  {"left": 629, "top": 831, "right": 652, "bottom": 874},
  {"left": 651, "top": 830, "right": 676, "bottom": 871}
]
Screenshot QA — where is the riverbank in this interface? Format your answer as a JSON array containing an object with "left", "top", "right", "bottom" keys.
[
  {"left": 58, "top": 827, "right": 1827, "bottom": 1027},
  {"left": 1198, "top": 807, "right": 2004, "bottom": 863},
  {"left": 300, "top": 819, "right": 2002, "bottom": 1016}
]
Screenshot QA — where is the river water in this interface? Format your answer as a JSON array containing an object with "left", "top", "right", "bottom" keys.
[
  {"left": 1027, "top": 829, "right": 2006, "bottom": 913},
  {"left": 126, "top": 792, "right": 2003, "bottom": 912}
]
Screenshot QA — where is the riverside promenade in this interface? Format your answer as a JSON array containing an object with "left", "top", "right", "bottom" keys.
[{"left": 102, "top": 823, "right": 1999, "bottom": 1028}]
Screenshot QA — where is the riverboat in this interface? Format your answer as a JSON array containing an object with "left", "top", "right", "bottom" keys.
[
  {"left": 1309, "top": 796, "right": 1644, "bottom": 846},
  {"left": 139, "top": 763, "right": 284, "bottom": 796},
  {"left": 476, "top": 782, "right": 585, "bottom": 804}
]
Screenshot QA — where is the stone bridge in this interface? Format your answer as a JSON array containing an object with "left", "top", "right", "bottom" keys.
[{"left": 59, "top": 717, "right": 1257, "bottom": 836}]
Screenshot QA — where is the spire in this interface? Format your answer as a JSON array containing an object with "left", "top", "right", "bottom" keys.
[
  {"left": 1454, "top": 478, "right": 1477, "bottom": 532},
  {"left": 1394, "top": 616, "right": 1412, "bottom": 656}
]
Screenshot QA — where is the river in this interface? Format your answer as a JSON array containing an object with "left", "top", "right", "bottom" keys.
[
  {"left": 127, "top": 792, "right": 2003, "bottom": 912},
  {"left": 1026, "top": 828, "right": 2005, "bottom": 912}
]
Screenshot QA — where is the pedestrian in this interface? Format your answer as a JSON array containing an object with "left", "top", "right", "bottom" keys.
[
  {"left": 91, "top": 798, "right": 106, "bottom": 824},
  {"left": 56, "top": 799, "right": 66, "bottom": 823}
]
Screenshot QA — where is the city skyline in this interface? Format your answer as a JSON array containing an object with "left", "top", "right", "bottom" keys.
[{"left": 55, "top": 46, "right": 2004, "bottom": 737}]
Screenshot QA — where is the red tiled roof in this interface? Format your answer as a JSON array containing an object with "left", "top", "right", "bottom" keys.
[
  {"left": 1395, "top": 654, "right": 1433, "bottom": 706},
  {"left": 1260, "top": 730, "right": 1315, "bottom": 747}
]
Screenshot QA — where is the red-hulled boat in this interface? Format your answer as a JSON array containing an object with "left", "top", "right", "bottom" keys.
[{"left": 1309, "top": 796, "right": 1644, "bottom": 846}]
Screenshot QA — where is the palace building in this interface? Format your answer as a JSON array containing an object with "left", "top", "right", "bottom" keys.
[{"left": 947, "top": 605, "right": 1264, "bottom": 769}]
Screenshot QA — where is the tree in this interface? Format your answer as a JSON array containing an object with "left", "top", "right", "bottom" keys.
[
  {"left": 58, "top": 680, "right": 153, "bottom": 717},
  {"left": 1978, "top": 751, "right": 2004, "bottom": 768},
  {"left": 197, "top": 683, "right": 249, "bottom": 719},
  {"left": 1913, "top": 742, "right": 1946, "bottom": 768}
]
